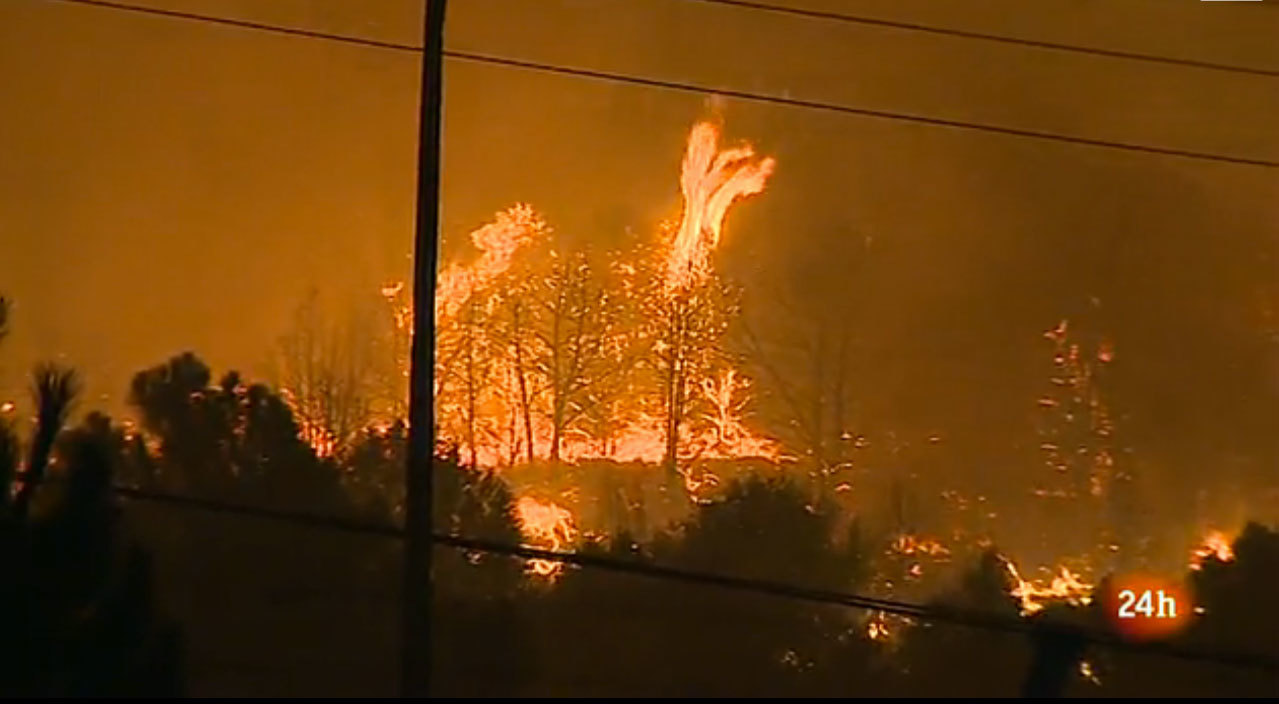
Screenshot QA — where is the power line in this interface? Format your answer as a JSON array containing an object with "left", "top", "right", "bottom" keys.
[
  {"left": 29, "top": 0, "right": 1279, "bottom": 671},
  {"left": 112, "top": 485, "right": 404, "bottom": 538},
  {"left": 43, "top": 0, "right": 1279, "bottom": 169},
  {"left": 43, "top": 0, "right": 420, "bottom": 52},
  {"left": 52, "top": 0, "right": 1279, "bottom": 79},
  {"left": 111, "top": 483, "right": 1279, "bottom": 674},
  {"left": 687, "top": 0, "right": 1279, "bottom": 78},
  {"left": 442, "top": 49, "right": 1279, "bottom": 169}
]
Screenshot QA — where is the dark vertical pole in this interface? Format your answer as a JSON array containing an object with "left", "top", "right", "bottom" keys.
[
  {"left": 1021, "top": 628, "right": 1086, "bottom": 698},
  {"left": 404, "top": 0, "right": 446, "bottom": 697}
]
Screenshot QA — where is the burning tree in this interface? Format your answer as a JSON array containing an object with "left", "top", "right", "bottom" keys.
[
  {"left": 411, "top": 120, "right": 778, "bottom": 479},
  {"left": 314, "top": 118, "right": 785, "bottom": 552},
  {"left": 647, "top": 121, "right": 777, "bottom": 478},
  {"left": 488, "top": 277, "right": 538, "bottom": 467},
  {"left": 376, "top": 281, "right": 413, "bottom": 421},
  {"left": 646, "top": 262, "right": 737, "bottom": 473},
  {"left": 433, "top": 205, "right": 550, "bottom": 468},
  {"left": 437, "top": 296, "right": 495, "bottom": 469},
  {"left": 525, "top": 248, "right": 634, "bottom": 464},
  {"left": 1033, "top": 319, "right": 1134, "bottom": 567}
]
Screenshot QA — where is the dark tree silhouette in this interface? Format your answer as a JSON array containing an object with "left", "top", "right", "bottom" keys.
[
  {"left": 1084, "top": 525, "right": 1279, "bottom": 697},
  {"left": 14, "top": 364, "right": 79, "bottom": 519},
  {"left": 0, "top": 371, "right": 182, "bottom": 696},
  {"left": 118, "top": 353, "right": 403, "bottom": 695},
  {"left": 891, "top": 549, "right": 1031, "bottom": 697},
  {"left": 529, "top": 477, "right": 875, "bottom": 697},
  {"left": 344, "top": 420, "right": 408, "bottom": 522},
  {"left": 649, "top": 478, "right": 874, "bottom": 696},
  {"left": 343, "top": 425, "right": 534, "bottom": 695},
  {"left": 1188, "top": 523, "right": 1279, "bottom": 659},
  {"left": 128, "top": 352, "right": 352, "bottom": 516},
  {"left": 431, "top": 447, "right": 534, "bottom": 695}
]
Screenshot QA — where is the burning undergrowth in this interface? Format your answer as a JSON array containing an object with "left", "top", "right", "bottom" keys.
[{"left": 274, "top": 116, "right": 1258, "bottom": 620}]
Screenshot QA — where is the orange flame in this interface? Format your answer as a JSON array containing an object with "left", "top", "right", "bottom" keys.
[
  {"left": 1079, "top": 660, "right": 1102, "bottom": 685},
  {"left": 275, "top": 119, "right": 785, "bottom": 555},
  {"left": 1004, "top": 558, "right": 1094, "bottom": 616},
  {"left": 422, "top": 120, "right": 778, "bottom": 474},
  {"left": 277, "top": 388, "right": 338, "bottom": 458},
  {"left": 380, "top": 281, "right": 412, "bottom": 334},
  {"left": 696, "top": 369, "right": 780, "bottom": 460},
  {"left": 666, "top": 122, "right": 775, "bottom": 291},
  {"left": 867, "top": 615, "right": 890, "bottom": 641},
  {"left": 517, "top": 495, "right": 578, "bottom": 579},
  {"left": 436, "top": 204, "right": 548, "bottom": 323},
  {"left": 891, "top": 534, "right": 952, "bottom": 559},
  {"left": 1189, "top": 529, "right": 1235, "bottom": 570}
]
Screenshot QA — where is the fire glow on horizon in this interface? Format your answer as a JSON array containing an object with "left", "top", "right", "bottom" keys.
[
  {"left": 365, "top": 119, "right": 781, "bottom": 568},
  {"left": 278, "top": 116, "right": 1250, "bottom": 606},
  {"left": 411, "top": 119, "right": 780, "bottom": 473}
]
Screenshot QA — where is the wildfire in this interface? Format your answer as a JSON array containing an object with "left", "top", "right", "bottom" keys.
[
  {"left": 867, "top": 614, "right": 890, "bottom": 641},
  {"left": 697, "top": 369, "right": 780, "bottom": 459},
  {"left": 1079, "top": 659, "right": 1102, "bottom": 685},
  {"left": 865, "top": 611, "right": 915, "bottom": 647},
  {"left": 667, "top": 121, "right": 775, "bottom": 291},
  {"left": 280, "top": 117, "right": 783, "bottom": 552},
  {"left": 380, "top": 281, "right": 412, "bottom": 334},
  {"left": 277, "top": 388, "right": 339, "bottom": 458},
  {"left": 422, "top": 118, "right": 778, "bottom": 478},
  {"left": 1190, "top": 529, "right": 1235, "bottom": 570},
  {"left": 516, "top": 495, "right": 578, "bottom": 579},
  {"left": 891, "top": 534, "right": 952, "bottom": 559},
  {"left": 1004, "top": 558, "right": 1094, "bottom": 616},
  {"left": 436, "top": 204, "right": 548, "bottom": 323},
  {"left": 301, "top": 426, "right": 337, "bottom": 459}
]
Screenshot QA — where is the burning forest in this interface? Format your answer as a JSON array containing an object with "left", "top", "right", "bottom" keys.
[
  {"left": 4, "top": 0, "right": 1278, "bottom": 692},
  {"left": 268, "top": 116, "right": 1273, "bottom": 637},
  {"left": 360, "top": 119, "right": 791, "bottom": 547}
]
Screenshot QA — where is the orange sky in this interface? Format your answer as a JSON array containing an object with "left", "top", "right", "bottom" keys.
[{"left": 1, "top": 0, "right": 1276, "bottom": 524}]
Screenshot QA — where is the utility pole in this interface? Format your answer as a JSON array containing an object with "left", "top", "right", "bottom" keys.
[
  {"left": 1021, "top": 626, "right": 1086, "bottom": 698},
  {"left": 403, "top": 0, "right": 447, "bottom": 697}
]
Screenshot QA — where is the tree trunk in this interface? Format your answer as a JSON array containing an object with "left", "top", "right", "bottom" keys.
[
  {"left": 464, "top": 306, "right": 478, "bottom": 468},
  {"left": 512, "top": 302, "right": 535, "bottom": 464},
  {"left": 662, "top": 299, "right": 687, "bottom": 476},
  {"left": 549, "top": 289, "right": 565, "bottom": 463}
]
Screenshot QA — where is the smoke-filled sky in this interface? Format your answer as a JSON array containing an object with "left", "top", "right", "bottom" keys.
[{"left": 1, "top": 0, "right": 1277, "bottom": 529}]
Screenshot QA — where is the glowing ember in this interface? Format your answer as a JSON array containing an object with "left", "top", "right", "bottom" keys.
[
  {"left": 1189, "top": 529, "right": 1235, "bottom": 570},
  {"left": 1004, "top": 558, "right": 1094, "bottom": 616},
  {"left": 867, "top": 616, "right": 890, "bottom": 641},
  {"left": 891, "top": 534, "right": 952, "bottom": 559},
  {"left": 1079, "top": 659, "right": 1102, "bottom": 685},
  {"left": 695, "top": 369, "right": 780, "bottom": 460},
  {"left": 0, "top": 401, "right": 13, "bottom": 414},
  {"left": 380, "top": 281, "right": 412, "bottom": 335},
  {"left": 516, "top": 495, "right": 578, "bottom": 579},
  {"left": 277, "top": 388, "right": 338, "bottom": 458}
]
